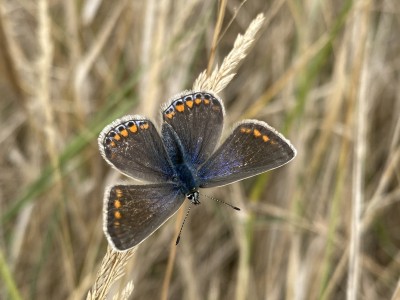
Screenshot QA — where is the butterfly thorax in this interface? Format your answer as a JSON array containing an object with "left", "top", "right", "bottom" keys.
[
  {"left": 162, "top": 123, "right": 200, "bottom": 203},
  {"left": 173, "top": 162, "right": 196, "bottom": 188}
]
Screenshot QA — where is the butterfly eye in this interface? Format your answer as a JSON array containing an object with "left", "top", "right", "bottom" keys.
[
  {"left": 194, "top": 93, "right": 202, "bottom": 99},
  {"left": 126, "top": 121, "right": 134, "bottom": 127},
  {"left": 109, "top": 131, "right": 117, "bottom": 137},
  {"left": 186, "top": 191, "right": 200, "bottom": 205},
  {"left": 117, "top": 125, "right": 125, "bottom": 132},
  {"left": 184, "top": 96, "right": 193, "bottom": 102},
  {"left": 204, "top": 93, "right": 211, "bottom": 100}
]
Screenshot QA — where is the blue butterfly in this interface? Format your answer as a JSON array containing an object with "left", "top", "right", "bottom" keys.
[{"left": 98, "top": 91, "right": 296, "bottom": 251}]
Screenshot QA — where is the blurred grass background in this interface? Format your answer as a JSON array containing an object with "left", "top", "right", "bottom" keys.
[{"left": 0, "top": 0, "right": 399, "bottom": 299}]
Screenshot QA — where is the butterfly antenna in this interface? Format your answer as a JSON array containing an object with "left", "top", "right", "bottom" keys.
[
  {"left": 203, "top": 194, "right": 241, "bottom": 211},
  {"left": 176, "top": 203, "right": 192, "bottom": 245}
]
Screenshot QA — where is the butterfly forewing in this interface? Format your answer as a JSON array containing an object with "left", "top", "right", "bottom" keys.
[
  {"left": 162, "top": 91, "right": 224, "bottom": 167},
  {"left": 198, "top": 120, "right": 296, "bottom": 188},
  {"left": 99, "top": 116, "right": 174, "bottom": 183},
  {"left": 104, "top": 183, "right": 185, "bottom": 251}
]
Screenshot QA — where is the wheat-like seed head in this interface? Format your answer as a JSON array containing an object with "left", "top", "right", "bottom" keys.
[
  {"left": 193, "top": 13, "right": 265, "bottom": 93},
  {"left": 86, "top": 247, "right": 136, "bottom": 300}
]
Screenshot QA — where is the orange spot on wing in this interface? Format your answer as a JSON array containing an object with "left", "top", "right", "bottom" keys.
[
  {"left": 113, "top": 134, "right": 121, "bottom": 141},
  {"left": 114, "top": 211, "right": 122, "bottom": 219},
  {"left": 114, "top": 199, "right": 121, "bottom": 209},
  {"left": 240, "top": 127, "right": 252, "bottom": 134},
  {"left": 262, "top": 135, "right": 270, "bottom": 142},
  {"left": 140, "top": 122, "right": 149, "bottom": 130},
  {"left": 195, "top": 98, "right": 202, "bottom": 105},
  {"left": 110, "top": 141, "right": 116, "bottom": 147},
  {"left": 175, "top": 103, "right": 185, "bottom": 112},
  {"left": 115, "top": 188, "right": 123, "bottom": 197},
  {"left": 253, "top": 129, "right": 261, "bottom": 137},
  {"left": 186, "top": 100, "right": 194, "bottom": 108},
  {"left": 165, "top": 112, "right": 175, "bottom": 119},
  {"left": 129, "top": 124, "right": 138, "bottom": 133},
  {"left": 120, "top": 129, "right": 128, "bottom": 137},
  {"left": 204, "top": 99, "right": 210, "bottom": 105}
]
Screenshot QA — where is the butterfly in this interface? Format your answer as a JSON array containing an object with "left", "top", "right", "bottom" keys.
[{"left": 98, "top": 91, "right": 296, "bottom": 251}]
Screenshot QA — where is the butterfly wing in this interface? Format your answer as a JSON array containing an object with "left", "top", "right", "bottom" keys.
[
  {"left": 162, "top": 91, "right": 224, "bottom": 167},
  {"left": 104, "top": 183, "right": 185, "bottom": 251},
  {"left": 98, "top": 115, "right": 174, "bottom": 183},
  {"left": 198, "top": 120, "right": 296, "bottom": 188}
]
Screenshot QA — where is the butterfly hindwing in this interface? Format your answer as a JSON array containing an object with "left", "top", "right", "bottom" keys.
[
  {"left": 104, "top": 183, "right": 185, "bottom": 251},
  {"left": 99, "top": 115, "right": 174, "bottom": 183},
  {"left": 198, "top": 120, "right": 296, "bottom": 188},
  {"left": 162, "top": 91, "right": 224, "bottom": 167}
]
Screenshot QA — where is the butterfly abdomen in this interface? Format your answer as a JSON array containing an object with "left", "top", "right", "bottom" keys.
[{"left": 162, "top": 120, "right": 199, "bottom": 194}]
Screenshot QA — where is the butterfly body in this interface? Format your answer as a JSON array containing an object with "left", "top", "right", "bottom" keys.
[
  {"left": 161, "top": 123, "right": 200, "bottom": 203},
  {"left": 99, "top": 91, "right": 296, "bottom": 251}
]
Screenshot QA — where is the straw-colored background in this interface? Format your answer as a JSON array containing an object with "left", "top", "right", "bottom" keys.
[{"left": 1, "top": 0, "right": 399, "bottom": 299}]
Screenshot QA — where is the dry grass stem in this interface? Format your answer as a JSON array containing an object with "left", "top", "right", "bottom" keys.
[
  {"left": 161, "top": 205, "right": 185, "bottom": 300},
  {"left": 347, "top": 1, "right": 372, "bottom": 299},
  {"left": 243, "top": 31, "right": 331, "bottom": 119},
  {"left": 206, "top": 0, "right": 227, "bottom": 75}
]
